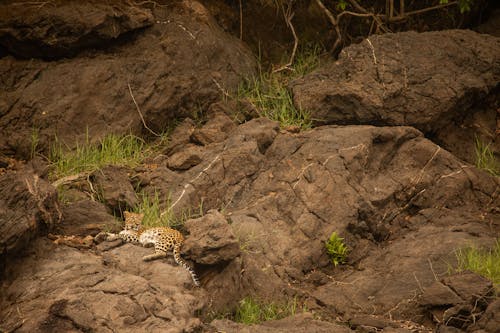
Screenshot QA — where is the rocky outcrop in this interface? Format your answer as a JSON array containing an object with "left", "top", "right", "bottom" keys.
[
  {"left": 0, "top": 0, "right": 256, "bottom": 157},
  {"left": 211, "top": 313, "right": 353, "bottom": 333},
  {"left": 0, "top": 167, "right": 60, "bottom": 256},
  {"left": 420, "top": 271, "right": 495, "bottom": 329},
  {"left": 0, "top": 1, "right": 154, "bottom": 59},
  {"left": 132, "top": 115, "right": 499, "bottom": 326},
  {"left": 291, "top": 30, "right": 500, "bottom": 163},
  {"left": 0, "top": 239, "right": 205, "bottom": 332},
  {"left": 1, "top": 114, "right": 499, "bottom": 332}
]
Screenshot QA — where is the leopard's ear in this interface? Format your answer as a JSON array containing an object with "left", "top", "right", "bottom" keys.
[
  {"left": 124, "top": 211, "right": 131, "bottom": 218},
  {"left": 138, "top": 213, "right": 145, "bottom": 220}
]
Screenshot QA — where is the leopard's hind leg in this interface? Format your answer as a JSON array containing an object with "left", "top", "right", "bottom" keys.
[{"left": 143, "top": 248, "right": 167, "bottom": 261}]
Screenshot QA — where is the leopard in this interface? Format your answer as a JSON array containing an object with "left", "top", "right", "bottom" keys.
[{"left": 104, "top": 211, "right": 200, "bottom": 287}]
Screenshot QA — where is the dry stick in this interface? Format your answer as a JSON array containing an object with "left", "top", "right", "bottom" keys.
[
  {"left": 347, "top": 0, "right": 389, "bottom": 33},
  {"left": 273, "top": 4, "right": 298, "bottom": 73},
  {"left": 395, "top": 1, "right": 457, "bottom": 18},
  {"left": 315, "top": 0, "right": 342, "bottom": 52},
  {"left": 51, "top": 171, "right": 90, "bottom": 188},
  {"left": 127, "top": 83, "right": 161, "bottom": 137},
  {"left": 239, "top": 0, "right": 243, "bottom": 40}
]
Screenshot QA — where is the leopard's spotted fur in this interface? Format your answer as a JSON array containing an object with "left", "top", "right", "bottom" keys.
[{"left": 108, "top": 211, "right": 200, "bottom": 287}]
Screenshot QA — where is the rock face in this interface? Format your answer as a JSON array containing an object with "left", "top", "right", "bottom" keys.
[
  {"left": 1, "top": 113, "right": 499, "bottom": 332},
  {"left": 91, "top": 165, "right": 138, "bottom": 212},
  {"left": 133, "top": 115, "right": 499, "bottom": 327},
  {"left": 420, "top": 272, "right": 495, "bottom": 329},
  {"left": 0, "top": 239, "right": 205, "bottom": 332},
  {"left": 0, "top": 0, "right": 256, "bottom": 157},
  {"left": 183, "top": 210, "right": 240, "bottom": 265},
  {"left": 1, "top": 11, "right": 499, "bottom": 332},
  {"left": 211, "top": 313, "right": 353, "bottom": 333},
  {"left": 0, "top": 167, "right": 60, "bottom": 256},
  {"left": 291, "top": 30, "right": 500, "bottom": 162},
  {"left": 0, "top": 1, "right": 154, "bottom": 59}
]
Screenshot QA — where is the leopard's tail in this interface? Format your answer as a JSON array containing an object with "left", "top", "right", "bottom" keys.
[{"left": 173, "top": 244, "right": 200, "bottom": 287}]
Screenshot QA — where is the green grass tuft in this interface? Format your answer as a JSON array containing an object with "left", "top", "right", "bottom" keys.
[
  {"left": 234, "top": 297, "right": 300, "bottom": 325},
  {"left": 455, "top": 239, "right": 500, "bottom": 290},
  {"left": 237, "top": 45, "right": 322, "bottom": 130},
  {"left": 325, "top": 232, "right": 348, "bottom": 267},
  {"left": 474, "top": 137, "right": 499, "bottom": 177},
  {"left": 49, "top": 133, "right": 149, "bottom": 179},
  {"left": 134, "top": 191, "right": 203, "bottom": 229}
]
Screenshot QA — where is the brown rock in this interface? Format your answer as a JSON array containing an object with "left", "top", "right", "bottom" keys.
[
  {"left": 59, "top": 200, "right": 119, "bottom": 236},
  {"left": 419, "top": 281, "right": 463, "bottom": 307},
  {"left": 167, "top": 145, "right": 205, "bottom": 171},
  {"left": 91, "top": 166, "right": 137, "bottom": 211},
  {"left": 0, "top": 2, "right": 154, "bottom": 59},
  {"left": 0, "top": 1, "right": 256, "bottom": 157},
  {"left": 183, "top": 210, "right": 240, "bottom": 265},
  {"left": 190, "top": 112, "right": 237, "bottom": 146},
  {"left": 0, "top": 167, "right": 60, "bottom": 256}
]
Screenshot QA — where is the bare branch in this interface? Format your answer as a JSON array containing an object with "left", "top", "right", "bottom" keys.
[
  {"left": 273, "top": 3, "right": 299, "bottom": 72},
  {"left": 127, "top": 83, "right": 161, "bottom": 137}
]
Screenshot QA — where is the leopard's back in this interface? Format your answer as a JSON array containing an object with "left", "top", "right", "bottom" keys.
[{"left": 138, "top": 227, "right": 184, "bottom": 252}]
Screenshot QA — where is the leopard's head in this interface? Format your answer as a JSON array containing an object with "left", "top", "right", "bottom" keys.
[{"left": 123, "top": 211, "right": 144, "bottom": 231}]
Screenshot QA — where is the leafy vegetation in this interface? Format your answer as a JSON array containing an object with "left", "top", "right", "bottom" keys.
[
  {"left": 455, "top": 240, "right": 500, "bottom": 290},
  {"left": 49, "top": 133, "right": 157, "bottom": 179},
  {"left": 325, "top": 232, "right": 348, "bottom": 266},
  {"left": 237, "top": 45, "right": 322, "bottom": 129},
  {"left": 474, "top": 137, "right": 499, "bottom": 177},
  {"left": 234, "top": 297, "right": 301, "bottom": 324}
]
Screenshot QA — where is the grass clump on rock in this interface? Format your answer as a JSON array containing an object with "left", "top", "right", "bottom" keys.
[
  {"left": 234, "top": 297, "right": 300, "bottom": 324},
  {"left": 50, "top": 133, "right": 148, "bottom": 179},
  {"left": 455, "top": 239, "right": 500, "bottom": 290},
  {"left": 474, "top": 137, "right": 499, "bottom": 177},
  {"left": 134, "top": 191, "right": 204, "bottom": 229},
  {"left": 237, "top": 45, "right": 322, "bottom": 130}
]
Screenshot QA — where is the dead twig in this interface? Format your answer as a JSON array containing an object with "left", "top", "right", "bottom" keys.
[
  {"left": 273, "top": 3, "right": 299, "bottom": 73},
  {"left": 239, "top": 0, "right": 243, "bottom": 40},
  {"left": 315, "top": 0, "right": 342, "bottom": 52},
  {"left": 51, "top": 171, "right": 90, "bottom": 188},
  {"left": 127, "top": 83, "right": 161, "bottom": 137}
]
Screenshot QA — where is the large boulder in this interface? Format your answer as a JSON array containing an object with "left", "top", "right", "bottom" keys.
[
  {"left": 183, "top": 210, "right": 240, "bottom": 265},
  {"left": 291, "top": 30, "right": 500, "bottom": 162},
  {"left": 0, "top": 0, "right": 256, "bottom": 157},
  {"left": 0, "top": 1, "right": 154, "bottom": 59}
]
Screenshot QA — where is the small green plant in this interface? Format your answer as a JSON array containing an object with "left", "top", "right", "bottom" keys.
[
  {"left": 234, "top": 297, "right": 300, "bottom": 324},
  {"left": 325, "top": 232, "right": 348, "bottom": 266},
  {"left": 455, "top": 240, "right": 500, "bottom": 290},
  {"left": 474, "top": 137, "right": 499, "bottom": 177},
  {"left": 440, "top": 0, "right": 475, "bottom": 13},
  {"left": 49, "top": 133, "right": 148, "bottom": 179}
]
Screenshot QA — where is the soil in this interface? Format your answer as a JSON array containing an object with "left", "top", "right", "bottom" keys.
[{"left": 0, "top": 1, "right": 499, "bottom": 333}]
